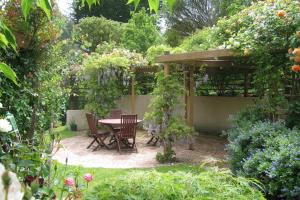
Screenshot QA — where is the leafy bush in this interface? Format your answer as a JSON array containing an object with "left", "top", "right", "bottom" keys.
[
  {"left": 85, "top": 170, "right": 265, "bottom": 200},
  {"left": 79, "top": 48, "right": 147, "bottom": 117},
  {"left": 121, "top": 9, "right": 162, "bottom": 53},
  {"left": 180, "top": 27, "right": 219, "bottom": 51},
  {"left": 286, "top": 101, "right": 300, "bottom": 130},
  {"left": 226, "top": 121, "right": 300, "bottom": 199},
  {"left": 73, "top": 16, "right": 123, "bottom": 52}
]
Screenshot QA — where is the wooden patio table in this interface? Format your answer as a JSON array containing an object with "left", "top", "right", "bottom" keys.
[{"left": 98, "top": 118, "right": 142, "bottom": 148}]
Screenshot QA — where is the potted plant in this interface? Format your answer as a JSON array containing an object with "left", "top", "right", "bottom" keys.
[{"left": 70, "top": 119, "right": 77, "bottom": 131}]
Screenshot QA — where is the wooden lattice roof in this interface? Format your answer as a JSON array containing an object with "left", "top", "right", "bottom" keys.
[{"left": 155, "top": 49, "right": 253, "bottom": 70}]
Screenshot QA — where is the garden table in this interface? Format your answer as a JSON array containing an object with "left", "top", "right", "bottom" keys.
[{"left": 98, "top": 118, "right": 142, "bottom": 148}]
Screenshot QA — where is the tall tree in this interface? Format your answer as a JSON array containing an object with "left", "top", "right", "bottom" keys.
[
  {"left": 164, "top": 0, "right": 222, "bottom": 37},
  {"left": 72, "top": 0, "right": 150, "bottom": 23}
]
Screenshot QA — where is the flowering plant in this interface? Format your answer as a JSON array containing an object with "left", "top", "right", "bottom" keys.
[
  {"left": 58, "top": 162, "right": 94, "bottom": 200},
  {"left": 0, "top": 119, "right": 12, "bottom": 133}
]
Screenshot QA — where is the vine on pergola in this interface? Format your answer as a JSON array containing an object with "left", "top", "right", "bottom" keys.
[{"left": 79, "top": 48, "right": 147, "bottom": 118}]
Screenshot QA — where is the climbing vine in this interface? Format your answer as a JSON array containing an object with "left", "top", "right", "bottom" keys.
[
  {"left": 79, "top": 48, "right": 147, "bottom": 118},
  {"left": 144, "top": 71, "right": 193, "bottom": 162}
]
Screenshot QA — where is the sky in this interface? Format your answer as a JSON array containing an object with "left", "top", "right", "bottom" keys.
[{"left": 57, "top": 0, "right": 73, "bottom": 16}]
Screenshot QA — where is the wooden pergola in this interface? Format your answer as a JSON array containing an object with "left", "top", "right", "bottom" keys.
[
  {"left": 128, "top": 49, "right": 255, "bottom": 127},
  {"left": 154, "top": 49, "right": 254, "bottom": 127}
]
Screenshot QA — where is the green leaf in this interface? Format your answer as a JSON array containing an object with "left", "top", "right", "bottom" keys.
[
  {"left": 127, "top": 0, "right": 140, "bottom": 10},
  {"left": 21, "top": 0, "right": 34, "bottom": 20},
  {"left": 0, "top": 21, "right": 17, "bottom": 51},
  {"left": 37, "top": 0, "right": 52, "bottom": 19},
  {"left": 83, "top": 0, "right": 99, "bottom": 9},
  {"left": 166, "top": 0, "right": 177, "bottom": 10},
  {"left": 0, "top": 62, "right": 19, "bottom": 86},
  {"left": 0, "top": 33, "right": 9, "bottom": 49},
  {"left": 148, "top": 0, "right": 159, "bottom": 13}
]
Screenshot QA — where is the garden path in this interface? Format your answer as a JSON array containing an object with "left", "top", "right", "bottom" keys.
[{"left": 52, "top": 131, "right": 227, "bottom": 168}]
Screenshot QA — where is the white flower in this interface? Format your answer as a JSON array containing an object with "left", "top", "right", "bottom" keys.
[
  {"left": 0, "top": 119, "right": 12, "bottom": 132},
  {"left": 0, "top": 163, "right": 24, "bottom": 200},
  {"left": 0, "top": 103, "right": 3, "bottom": 108}
]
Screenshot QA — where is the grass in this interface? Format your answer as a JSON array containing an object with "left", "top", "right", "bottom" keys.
[
  {"left": 52, "top": 163, "right": 206, "bottom": 197},
  {"left": 52, "top": 163, "right": 265, "bottom": 200},
  {"left": 53, "top": 126, "right": 78, "bottom": 140}
]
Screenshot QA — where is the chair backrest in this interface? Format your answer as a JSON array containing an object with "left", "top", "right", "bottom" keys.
[
  {"left": 110, "top": 109, "right": 122, "bottom": 119},
  {"left": 86, "top": 113, "right": 97, "bottom": 134},
  {"left": 120, "top": 114, "right": 137, "bottom": 138}
]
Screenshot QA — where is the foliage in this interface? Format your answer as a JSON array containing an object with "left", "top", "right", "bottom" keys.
[
  {"left": 146, "top": 44, "right": 184, "bottom": 64},
  {"left": 145, "top": 71, "right": 193, "bottom": 162},
  {"left": 128, "top": 0, "right": 178, "bottom": 12},
  {"left": 79, "top": 48, "right": 147, "bottom": 117},
  {"left": 163, "top": 0, "right": 221, "bottom": 36},
  {"left": 85, "top": 169, "right": 265, "bottom": 200},
  {"left": 164, "top": 28, "right": 184, "bottom": 47},
  {"left": 72, "top": 16, "right": 124, "bottom": 52},
  {"left": 226, "top": 120, "right": 300, "bottom": 199},
  {"left": 180, "top": 27, "right": 219, "bottom": 51},
  {"left": 286, "top": 101, "right": 300, "bottom": 129},
  {"left": 121, "top": 9, "right": 162, "bottom": 53},
  {"left": 219, "top": 0, "right": 257, "bottom": 17},
  {"left": 72, "top": 0, "right": 149, "bottom": 23}
]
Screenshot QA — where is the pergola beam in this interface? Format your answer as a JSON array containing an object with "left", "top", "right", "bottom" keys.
[{"left": 156, "top": 49, "right": 238, "bottom": 63}]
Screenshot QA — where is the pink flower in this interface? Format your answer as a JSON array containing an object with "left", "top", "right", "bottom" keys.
[
  {"left": 64, "top": 177, "right": 75, "bottom": 187},
  {"left": 83, "top": 173, "right": 93, "bottom": 182}
]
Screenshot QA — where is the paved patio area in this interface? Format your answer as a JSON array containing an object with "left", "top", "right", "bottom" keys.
[{"left": 52, "top": 131, "right": 227, "bottom": 168}]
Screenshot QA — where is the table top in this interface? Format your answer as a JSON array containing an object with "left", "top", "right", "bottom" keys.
[{"left": 98, "top": 118, "right": 142, "bottom": 125}]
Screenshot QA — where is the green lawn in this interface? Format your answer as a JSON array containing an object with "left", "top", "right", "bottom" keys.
[
  {"left": 52, "top": 163, "right": 264, "bottom": 200},
  {"left": 52, "top": 162, "right": 205, "bottom": 197},
  {"left": 53, "top": 126, "right": 79, "bottom": 140}
]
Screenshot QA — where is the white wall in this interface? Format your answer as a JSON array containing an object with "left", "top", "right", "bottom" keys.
[{"left": 67, "top": 95, "right": 257, "bottom": 133}]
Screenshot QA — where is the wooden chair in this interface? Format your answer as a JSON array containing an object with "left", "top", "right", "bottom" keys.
[
  {"left": 116, "top": 114, "right": 138, "bottom": 152},
  {"left": 109, "top": 109, "right": 122, "bottom": 140},
  {"left": 109, "top": 109, "right": 122, "bottom": 119},
  {"left": 145, "top": 122, "right": 160, "bottom": 146},
  {"left": 86, "top": 113, "right": 110, "bottom": 151}
]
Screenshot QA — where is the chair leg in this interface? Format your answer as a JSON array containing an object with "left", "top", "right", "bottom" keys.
[
  {"left": 116, "top": 137, "right": 121, "bottom": 152},
  {"left": 87, "top": 138, "right": 96, "bottom": 149},
  {"left": 153, "top": 137, "right": 159, "bottom": 146},
  {"left": 147, "top": 135, "right": 154, "bottom": 144}
]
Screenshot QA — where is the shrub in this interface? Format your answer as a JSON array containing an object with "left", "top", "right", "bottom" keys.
[
  {"left": 72, "top": 17, "right": 123, "bottom": 52},
  {"left": 180, "top": 27, "right": 219, "bottom": 51},
  {"left": 226, "top": 121, "right": 300, "bottom": 199},
  {"left": 85, "top": 170, "right": 265, "bottom": 200},
  {"left": 286, "top": 101, "right": 300, "bottom": 130},
  {"left": 121, "top": 9, "right": 162, "bottom": 53}
]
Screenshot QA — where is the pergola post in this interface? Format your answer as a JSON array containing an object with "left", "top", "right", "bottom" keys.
[
  {"left": 164, "top": 64, "right": 170, "bottom": 76},
  {"left": 184, "top": 70, "right": 188, "bottom": 122},
  {"left": 244, "top": 72, "right": 250, "bottom": 97},
  {"left": 131, "top": 76, "right": 136, "bottom": 113},
  {"left": 187, "top": 66, "right": 195, "bottom": 126}
]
